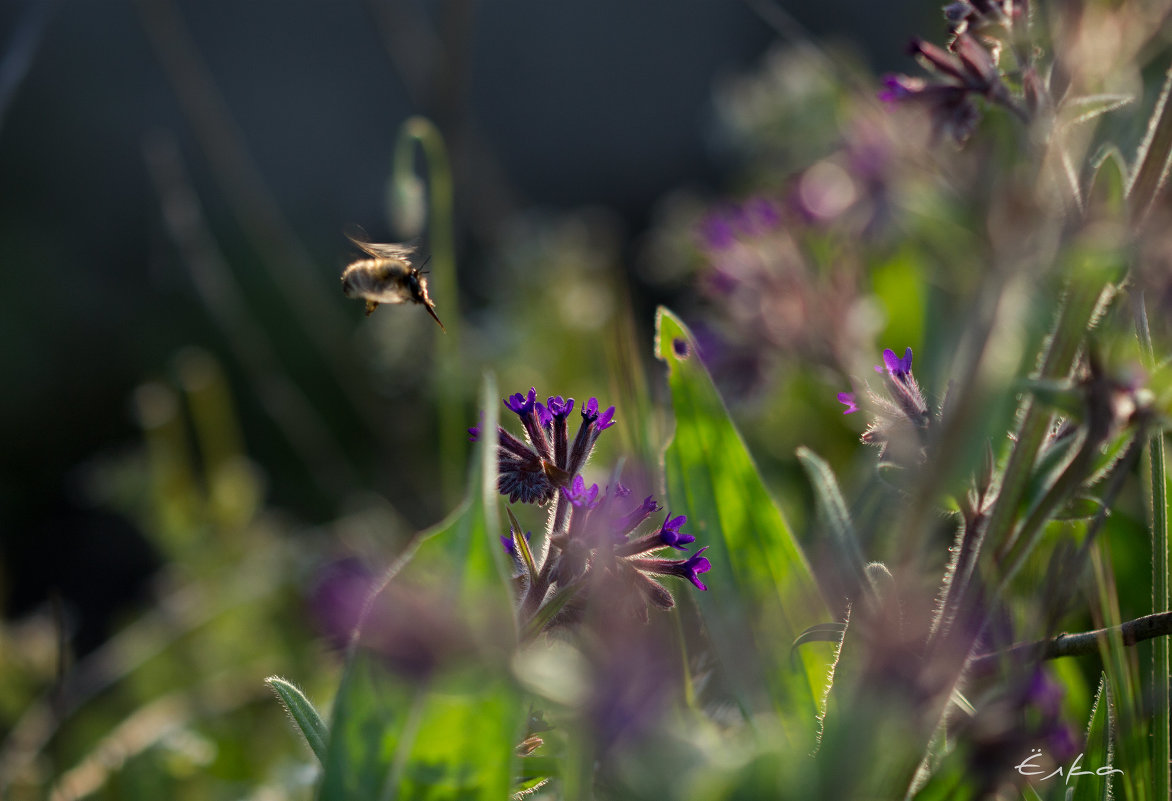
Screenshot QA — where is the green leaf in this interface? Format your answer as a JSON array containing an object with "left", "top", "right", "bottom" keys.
[
  {"left": 266, "top": 676, "right": 329, "bottom": 764},
  {"left": 1020, "top": 379, "right": 1085, "bottom": 418},
  {"left": 1128, "top": 63, "right": 1172, "bottom": 222},
  {"left": 1055, "top": 495, "right": 1106, "bottom": 521},
  {"left": 796, "top": 447, "right": 868, "bottom": 596},
  {"left": 655, "top": 307, "right": 833, "bottom": 731},
  {"left": 1087, "top": 145, "right": 1128, "bottom": 223},
  {"left": 791, "top": 622, "right": 846, "bottom": 654},
  {"left": 1058, "top": 94, "right": 1134, "bottom": 129},
  {"left": 317, "top": 374, "right": 523, "bottom": 801},
  {"left": 506, "top": 507, "right": 539, "bottom": 587}
]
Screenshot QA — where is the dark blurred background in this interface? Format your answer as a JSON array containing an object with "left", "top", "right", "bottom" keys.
[{"left": 0, "top": 0, "right": 933, "bottom": 648}]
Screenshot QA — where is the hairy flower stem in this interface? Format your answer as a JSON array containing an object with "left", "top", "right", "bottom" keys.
[
  {"left": 934, "top": 502, "right": 987, "bottom": 639},
  {"left": 519, "top": 492, "right": 573, "bottom": 619}
]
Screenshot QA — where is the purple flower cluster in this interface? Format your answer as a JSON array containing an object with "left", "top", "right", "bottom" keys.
[
  {"left": 544, "top": 477, "right": 711, "bottom": 604},
  {"left": 879, "top": 32, "right": 1019, "bottom": 144},
  {"left": 483, "top": 388, "right": 713, "bottom": 626},
  {"left": 476, "top": 388, "right": 615, "bottom": 506}
]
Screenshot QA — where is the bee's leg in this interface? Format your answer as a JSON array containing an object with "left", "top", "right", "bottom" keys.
[{"left": 364, "top": 300, "right": 379, "bottom": 316}]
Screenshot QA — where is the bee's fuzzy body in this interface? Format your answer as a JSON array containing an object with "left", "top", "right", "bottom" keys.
[{"left": 340, "top": 231, "right": 444, "bottom": 330}]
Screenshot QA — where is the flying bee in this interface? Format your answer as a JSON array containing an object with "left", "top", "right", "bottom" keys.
[{"left": 340, "top": 226, "right": 445, "bottom": 331}]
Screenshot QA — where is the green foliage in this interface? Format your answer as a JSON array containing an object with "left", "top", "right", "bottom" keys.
[
  {"left": 316, "top": 376, "right": 522, "bottom": 801},
  {"left": 11, "top": 6, "right": 1172, "bottom": 801},
  {"left": 656, "top": 308, "right": 833, "bottom": 732}
]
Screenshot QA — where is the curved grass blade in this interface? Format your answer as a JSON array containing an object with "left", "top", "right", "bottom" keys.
[
  {"left": 791, "top": 622, "right": 847, "bottom": 655},
  {"left": 796, "top": 446, "right": 868, "bottom": 598}
]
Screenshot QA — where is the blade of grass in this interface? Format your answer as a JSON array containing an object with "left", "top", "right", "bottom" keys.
[
  {"left": 1135, "top": 291, "right": 1170, "bottom": 801},
  {"left": 1089, "top": 542, "right": 1151, "bottom": 801}
]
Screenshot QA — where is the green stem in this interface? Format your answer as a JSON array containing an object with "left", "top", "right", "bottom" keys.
[{"left": 393, "top": 117, "right": 463, "bottom": 505}]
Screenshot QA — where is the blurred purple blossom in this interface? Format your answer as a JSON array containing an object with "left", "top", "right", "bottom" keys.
[
  {"left": 563, "top": 475, "right": 602, "bottom": 509},
  {"left": 308, "top": 557, "right": 375, "bottom": 651}
]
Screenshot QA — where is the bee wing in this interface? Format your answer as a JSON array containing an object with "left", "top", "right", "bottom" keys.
[{"left": 343, "top": 223, "right": 421, "bottom": 260}]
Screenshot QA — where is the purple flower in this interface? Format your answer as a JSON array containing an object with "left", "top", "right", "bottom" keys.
[
  {"left": 698, "top": 210, "right": 736, "bottom": 250},
  {"left": 535, "top": 402, "right": 553, "bottom": 428},
  {"left": 613, "top": 482, "right": 631, "bottom": 498},
  {"left": 849, "top": 345, "right": 931, "bottom": 467},
  {"left": 674, "top": 547, "right": 712, "bottom": 590},
  {"left": 504, "top": 387, "right": 538, "bottom": 416},
  {"left": 883, "top": 347, "right": 914, "bottom": 380},
  {"left": 878, "top": 32, "right": 1013, "bottom": 145},
  {"left": 1043, "top": 721, "right": 1080, "bottom": 763},
  {"left": 563, "top": 475, "right": 601, "bottom": 509},
  {"left": 878, "top": 74, "right": 923, "bottom": 103},
  {"left": 746, "top": 196, "right": 782, "bottom": 230},
  {"left": 611, "top": 494, "right": 662, "bottom": 538},
  {"left": 504, "top": 387, "right": 554, "bottom": 462},
  {"left": 546, "top": 396, "right": 574, "bottom": 419},
  {"left": 657, "top": 513, "right": 695, "bottom": 551},
  {"left": 581, "top": 397, "right": 616, "bottom": 430},
  {"left": 631, "top": 546, "right": 712, "bottom": 591},
  {"left": 308, "top": 558, "right": 376, "bottom": 651},
  {"left": 1025, "top": 668, "right": 1063, "bottom": 718},
  {"left": 467, "top": 424, "right": 480, "bottom": 442}
]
